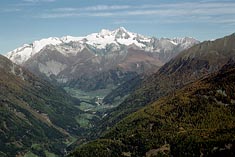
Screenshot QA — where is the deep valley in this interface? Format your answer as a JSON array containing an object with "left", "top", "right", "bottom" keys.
[{"left": 1, "top": 27, "right": 235, "bottom": 157}]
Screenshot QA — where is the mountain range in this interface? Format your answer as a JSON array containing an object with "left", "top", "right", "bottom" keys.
[
  {"left": 1, "top": 28, "right": 235, "bottom": 157},
  {"left": 71, "top": 33, "right": 235, "bottom": 157},
  {"left": 92, "top": 33, "right": 235, "bottom": 139},
  {"left": 72, "top": 59, "right": 235, "bottom": 157},
  {"left": 6, "top": 27, "right": 199, "bottom": 91}
]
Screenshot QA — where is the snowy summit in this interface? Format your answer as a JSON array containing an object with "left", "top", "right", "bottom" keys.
[{"left": 6, "top": 27, "right": 199, "bottom": 65}]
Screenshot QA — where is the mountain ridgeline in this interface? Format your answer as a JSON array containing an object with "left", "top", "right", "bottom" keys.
[
  {"left": 72, "top": 58, "right": 235, "bottom": 157},
  {"left": 6, "top": 27, "right": 199, "bottom": 91},
  {"left": 93, "top": 33, "right": 235, "bottom": 139},
  {"left": 0, "top": 55, "right": 83, "bottom": 156},
  {"left": 2, "top": 29, "right": 235, "bottom": 157}
]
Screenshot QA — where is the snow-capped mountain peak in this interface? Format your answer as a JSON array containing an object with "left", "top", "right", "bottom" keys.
[
  {"left": 6, "top": 27, "right": 199, "bottom": 65},
  {"left": 116, "top": 26, "right": 127, "bottom": 32},
  {"left": 99, "top": 29, "right": 112, "bottom": 36},
  {"left": 6, "top": 37, "right": 63, "bottom": 64},
  {"left": 82, "top": 27, "right": 147, "bottom": 49},
  {"left": 60, "top": 35, "right": 83, "bottom": 43},
  {"left": 112, "top": 27, "right": 130, "bottom": 37}
]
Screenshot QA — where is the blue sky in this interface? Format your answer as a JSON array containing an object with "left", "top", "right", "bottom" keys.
[{"left": 0, "top": 0, "right": 235, "bottom": 54}]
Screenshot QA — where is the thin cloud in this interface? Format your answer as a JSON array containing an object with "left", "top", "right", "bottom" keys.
[
  {"left": 23, "top": 0, "right": 56, "bottom": 3},
  {"left": 1, "top": 8, "right": 21, "bottom": 12},
  {"left": 83, "top": 5, "right": 130, "bottom": 11},
  {"left": 36, "top": 12, "right": 114, "bottom": 18},
  {"left": 34, "top": 1, "right": 235, "bottom": 26},
  {"left": 52, "top": 5, "right": 131, "bottom": 12},
  {"left": 52, "top": 8, "right": 78, "bottom": 12},
  {"left": 38, "top": 13, "right": 81, "bottom": 18}
]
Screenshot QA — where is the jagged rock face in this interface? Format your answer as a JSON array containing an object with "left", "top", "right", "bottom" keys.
[{"left": 6, "top": 27, "right": 199, "bottom": 91}]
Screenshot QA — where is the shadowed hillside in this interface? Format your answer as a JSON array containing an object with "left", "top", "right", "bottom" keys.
[
  {"left": 92, "top": 33, "right": 235, "bottom": 139},
  {"left": 71, "top": 59, "right": 235, "bottom": 157},
  {"left": 0, "top": 55, "right": 82, "bottom": 156}
]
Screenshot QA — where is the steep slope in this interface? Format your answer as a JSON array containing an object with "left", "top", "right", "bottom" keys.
[
  {"left": 94, "top": 33, "right": 235, "bottom": 138},
  {"left": 0, "top": 55, "right": 82, "bottom": 156},
  {"left": 6, "top": 27, "right": 199, "bottom": 91},
  {"left": 102, "top": 74, "right": 144, "bottom": 105},
  {"left": 72, "top": 59, "right": 235, "bottom": 157}
]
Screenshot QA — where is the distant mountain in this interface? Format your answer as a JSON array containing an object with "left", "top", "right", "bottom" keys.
[
  {"left": 71, "top": 58, "right": 235, "bottom": 157},
  {"left": 0, "top": 55, "right": 82, "bottom": 156},
  {"left": 6, "top": 27, "right": 199, "bottom": 91},
  {"left": 92, "top": 33, "right": 235, "bottom": 139}
]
